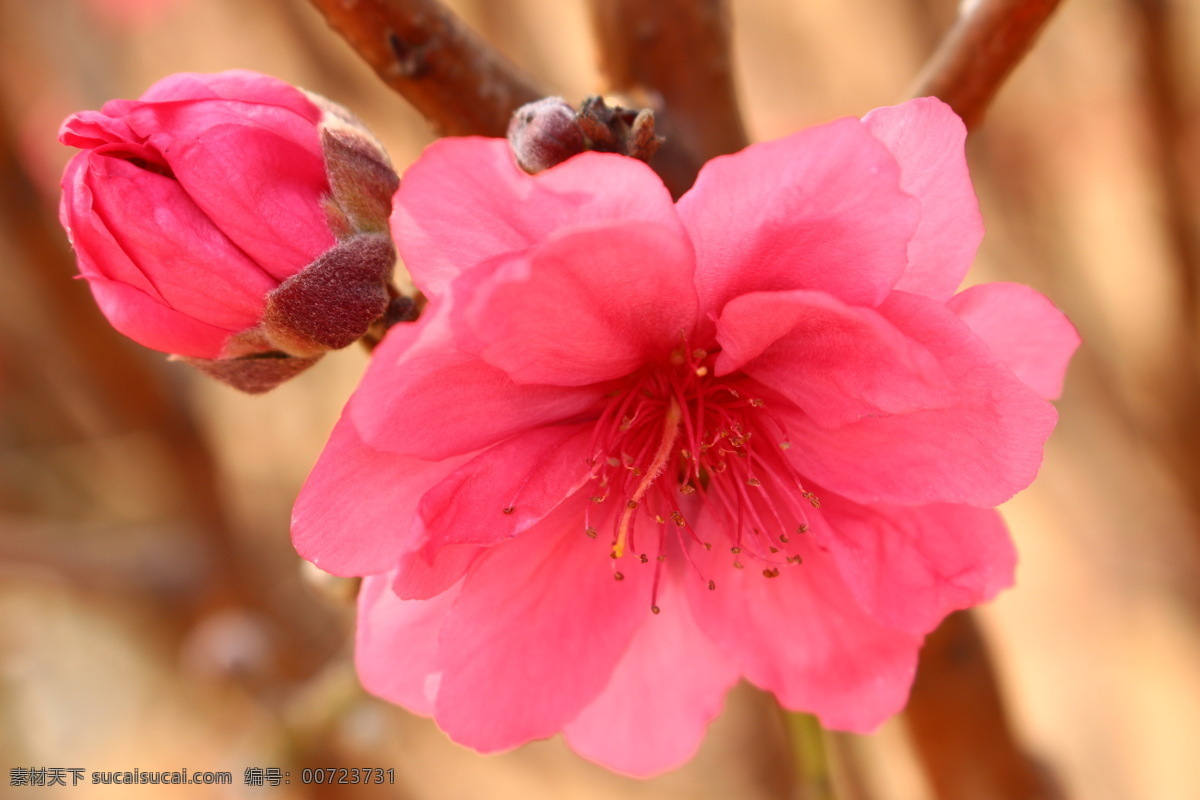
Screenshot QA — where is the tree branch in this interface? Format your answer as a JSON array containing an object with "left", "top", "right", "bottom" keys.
[
  {"left": 587, "top": 0, "right": 748, "bottom": 196},
  {"left": 1128, "top": 0, "right": 1198, "bottom": 329},
  {"left": 909, "top": 0, "right": 1065, "bottom": 130},
  {"left": 306, "top": 0, "right": 545, "bottom": 137},
  {"left": 905, "top": 612, "right": 1064, "bottom": 800}
]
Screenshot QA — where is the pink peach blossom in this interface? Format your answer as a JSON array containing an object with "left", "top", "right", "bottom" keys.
[{"left": 292, "top": 97, "right": 1079, "bottom": 776}]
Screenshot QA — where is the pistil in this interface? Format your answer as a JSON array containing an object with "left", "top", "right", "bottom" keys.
[{"left": 613, "top": 396, "right": 681, "bottom": 558}]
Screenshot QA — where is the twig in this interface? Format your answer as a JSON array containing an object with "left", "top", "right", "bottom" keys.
[
  {"left": 306, "top": 0, "right": 545, "bottom": 137},
  {"left": 905, "top": 612, "right": 1064, "bottom": 800},
  {"left": 1128, "top": 0, "right": 1198, "bottom": 329},
  {"left": 1125, "top": 0, "right": 1200, "bottom": 588},
  {"left": 909, "top": 0, "right": 1065, "bottom": 130},
  {"left": 587, "top": 0, "right": 748, "bottom": 195}
]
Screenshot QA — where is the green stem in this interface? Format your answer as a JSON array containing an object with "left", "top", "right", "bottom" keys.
[{"left": 786, "top": 712, "right": 840, "bottom": 800}]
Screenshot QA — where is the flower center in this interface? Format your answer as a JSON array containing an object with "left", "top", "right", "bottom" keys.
[{"left": 585, "top": 345, "right": 820, "bottom": 612}]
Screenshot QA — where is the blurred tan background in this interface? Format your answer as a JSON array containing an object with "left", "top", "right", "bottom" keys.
[{"left": 1, "top": 1, "right": 1199, "bottom": 798}]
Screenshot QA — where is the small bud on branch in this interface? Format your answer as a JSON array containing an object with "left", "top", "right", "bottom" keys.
[{"left": 507, "top": 96, "right": 663, "bottom": 174}]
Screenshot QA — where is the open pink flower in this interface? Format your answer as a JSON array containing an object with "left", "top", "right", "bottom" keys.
[{"left": 292, "top": 98, "right": 1079, "bottom": 776}]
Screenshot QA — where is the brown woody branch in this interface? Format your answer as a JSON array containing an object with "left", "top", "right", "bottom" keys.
[
  {"left": 306, "top": 0, "right": 545, "bottom": 137},
  {"left": 906, "top": 612, "right": 1064, "bottom": 800},
  {"left": 909, "top": 0, "right": 1065, "bottom": 130},
  {"left": 587, "top": 0, "right": 748, "bottom": 196},
  {"left": 1128, "top": 0, "right": 1199, "bottom": 328}
]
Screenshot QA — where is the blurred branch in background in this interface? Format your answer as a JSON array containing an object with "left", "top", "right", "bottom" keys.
[
  {"left": 906, "top": 612, "right": 1063, "bottom": 800},
  {"left": 586, "top": 0, "right": 747, "bottom": 196},
  {"left": 1124, "top": 0, "right": 1200, "bottom": 592},
  {"left": 910, "top": 0, "right": 1064, "bottom": 130},
  {"left": 1128, "top": 0, "right": 1200, "bottom": 331},
  {"left": 306, "top": 0, "right": 544, "bottom": 136}
]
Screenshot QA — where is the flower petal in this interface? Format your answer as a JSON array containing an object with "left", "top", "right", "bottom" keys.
[
  {"left": 714, "top": 289, "right": 950, "bottom": 428},
  {"left": 462, "top": 222, "right": 698, "bottom": 385},
  {"left": 80, "top": 275, "right": 233, "bottom": 358},
  {"left": 143, "top": 121, "right": 334, "bottom": 278},
  {"left": 686, "top": 533, "right": 920, "bottom": 732},
  {"left": 356, "top": 573, "right": 460, "bottom": 717},
  {"left": 81, "top": 153, "right": 276, "bottom": 328},
  {"left": 563, "top": 572, "right": 740, "bottom": 777},
  {"left": 433, "top": 502, "right": 649, "bottom": 752},
  {"left": 60, "top": 109, "right": 138, "bottom": 150},
  {"left": 863, "top": 98, "right": 982, "bottom": 300},
  {"left": 391, "top": 138, "right": 683, "bottom": 297},
  {"left": 419, "top": 422, "right": 595, "bottom": 547},
  {"left": 349, "top": 302, "right": 604, "bottom": 460},
  {"left": 781, "top": 290, "right": 1059, "bottom": 506},
  {"left": 395, "top": 423, "right": 597, "bottom": 601},
  {"left": 137, "top": 70, "right": 323, "bottom": 121},
  {"left": 817, "top": 492, "right": 1015, "bottom": 633},
  {"left": 677, "top": 116, "right": 919, "bottom": 320},
  {"left": 392, "top": 541, "right": 483, "bottom": 601},
  {"left": 290, "top": 413, "right": 471, "bottom": 577},
  {"left": 948, "top": 282, "right": 1080, "bottom": 399}
]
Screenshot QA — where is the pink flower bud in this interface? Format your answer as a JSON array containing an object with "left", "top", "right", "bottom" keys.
[{"left": 58, "top": 70, "right": 399, "bottom": 392}]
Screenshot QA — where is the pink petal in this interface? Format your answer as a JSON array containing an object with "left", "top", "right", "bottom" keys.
[
  {"left": 395, "top": 413, "right": 594, "bottom": 602},
  {"left": 290, "top": 413, "right": 471, "bottom": 577},
  {"left": 563, "top": 572, "right": 740, "bottom": 777},
  {"left": 391, "top": 138, "right": 683, "bottom": 297},
  {"left": 863, "top": 98, "right": 983, "bottom": 300},
  {"left": 61, "top": 151, "right": 162, "bottom": 300},
  {"left": 419, "top": 422, "right": 595, "bottom": 547},
  {"left": 60, "top": 109, "right": 137, "bottom": 150},
  {"left": 392, "top": 541, "right": 483, "bottom": 601},
  {"left": 61, "top": 152, "right": 239, "bottom": 358},
  {"left": 80, "top": 275, "right": 233, "bottom": 358},
  {"left": 355, "top": 572, "right": 460, "bottom": 717},
  {"left": 817, "top": 492, "right": 1015, "bottom": 633},
  {"left": 948, "top": 282, "right": 1080, "bottom": 400},
  {"left": 461, "top": 222, "right": 698, "bottom": 386},
  {"left": 714, "top": 289, "right": 950, "bottom": 428},
  {"left": 781, "top": 290, "right": 1059, "bottom": 507},
  {"left": 686, "top": 531, "right": 921, "bottom": 732},
  {"left": 137, "top": 70, "right": 323, "bottom": 122},
  {"left": 433, "top": 502, "right": 650, "bottom": 752},
  {"left": 140, "top": 119, "right": 333, "bottom": 278},
  {"left": 82, "top": 153, "right": 276, "bottom": 327},
  {"left": 349, "top": 303, "right": 604, "bottom": 460},
  {"left": 677, "top": 116, "right": 919, "bottom": 320}
]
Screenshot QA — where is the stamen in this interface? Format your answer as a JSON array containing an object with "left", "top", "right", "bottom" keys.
[{"left": 586, "top": 337, "right": 821, "bottom": 586}]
